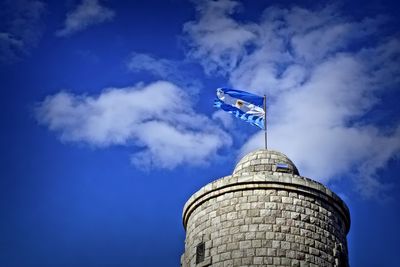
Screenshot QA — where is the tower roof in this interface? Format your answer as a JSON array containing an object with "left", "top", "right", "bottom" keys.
[
  {"left": 183, "top": 148, "right": 350, "bottom": 233},
  {"left": 233, "top": 149, "right": 299, "bottom": 176}
]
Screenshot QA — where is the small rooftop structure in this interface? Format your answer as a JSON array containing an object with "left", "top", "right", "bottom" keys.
[{"left": 233, "top": 149, "right": 299, "bottom": 176}]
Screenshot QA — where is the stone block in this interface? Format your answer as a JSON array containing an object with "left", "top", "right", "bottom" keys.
[
  {"left": 270, "top": 196, "right": 282, "bottom": 202},
  {"left": 239, "top": 240, "right": 252, "bottom": 249},
  {"left": 252, "top": 240, "right": 262, "bottom": 248}
]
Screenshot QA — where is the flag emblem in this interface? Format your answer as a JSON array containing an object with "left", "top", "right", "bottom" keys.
[{"left": 235, "top": 100, "right": 244, "bottom": 108}]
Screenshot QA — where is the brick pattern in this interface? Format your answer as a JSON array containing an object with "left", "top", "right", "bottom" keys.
[
  {"left": 233, "top": 150, "right": 299, "bottom": 176},
  {"left": 181, "top": 150, "right": 350, "bottom": 267},
  {"left": 182, "top": 189, "right": 348, "bottom": 267}
]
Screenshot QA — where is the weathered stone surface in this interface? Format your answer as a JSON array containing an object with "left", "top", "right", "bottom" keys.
[{"left": 181, "top": 149, "right": 350, "bottom": 267}]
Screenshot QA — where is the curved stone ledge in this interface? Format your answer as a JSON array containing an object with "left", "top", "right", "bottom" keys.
[{"left": 182, "top": 173, "right": 350, "bottom": 234}]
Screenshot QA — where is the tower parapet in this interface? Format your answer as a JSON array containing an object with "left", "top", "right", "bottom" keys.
[{"left": 181, "top": 149, "right": 350, "bottom": 267}]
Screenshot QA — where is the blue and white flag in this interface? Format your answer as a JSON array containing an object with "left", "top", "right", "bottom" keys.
[{"left": 214, "top": 87, "right": 265, "bottom": 129}]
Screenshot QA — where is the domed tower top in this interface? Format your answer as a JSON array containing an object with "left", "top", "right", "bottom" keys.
[
  {"left": 233, "top": 149, "right": 299, "bottom": 176},
  {"left": 181, "top": 148, "right": 351, "bottom": 267}
]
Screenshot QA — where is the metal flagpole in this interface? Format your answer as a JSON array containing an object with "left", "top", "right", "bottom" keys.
[{"left": 263, "top": 94, "right": 267, "bottom": 150}]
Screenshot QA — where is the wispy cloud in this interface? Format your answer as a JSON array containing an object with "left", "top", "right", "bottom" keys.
[
  {"left": 56, "top": 0, "right": 114, "bottom": 37},
  {"left": 183, "top": 0, "right": 255, "bottom": 75},
  {"left": 127, "top": 52, "right": 202, "bottom": 90},
  {"left": 0, "top": 0, "right": 46, "bottom": 64},
  {"left": 35, "top": 81, "right": 231, "bottom": 169},
  {"left": 127, "top": 53, "right": 178, "bottom": 79},
  {"left": 184, "top": 0, "right": 400, "bottom": 198},
  {"left": 0, "top": 32, "right": 24, "bottom": 61},
  {"left": 212, "top": 110, "right": 234, "bottom": 129}
]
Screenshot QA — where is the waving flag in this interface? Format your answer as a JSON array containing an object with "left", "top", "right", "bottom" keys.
[{"left": 214, "top": 87, "right": 265, "bottom": 129}]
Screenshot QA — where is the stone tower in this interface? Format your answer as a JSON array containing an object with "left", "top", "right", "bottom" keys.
[{"left": 181, "top": 149, "right": 350, "bottom": 267}]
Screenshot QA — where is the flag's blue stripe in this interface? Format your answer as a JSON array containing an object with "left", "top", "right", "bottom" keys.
[
  {"left": 218, "top": 87, "right": 264, "bottom": 107},
  {"left": 214, "top": 99, "right": 265, "bottom": 129}
]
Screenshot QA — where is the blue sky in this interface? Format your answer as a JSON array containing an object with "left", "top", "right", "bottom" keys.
[{"left": 1, "top": 0, "right": 399, "bottom": 266}]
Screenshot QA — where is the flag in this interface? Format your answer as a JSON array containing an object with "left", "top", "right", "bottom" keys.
[{"left": 214, "top": 87, "right": 265, "bottom": 129}]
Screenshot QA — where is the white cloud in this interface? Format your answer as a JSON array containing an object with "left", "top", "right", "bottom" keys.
[
  {"left": 212, "top": 110, "right": 233, "bottom": 129},
  {"left": 56, "top": 0, "right": 114, "bottom": 37},
  {"left": 35, "top": 81, "right": 232, "bottom": 169},
  {"left": 183, "top": 0, "right": 256, "bottom": 74},
  {"left": 184, "top": 1, "right": 400, "bottom": 198}
]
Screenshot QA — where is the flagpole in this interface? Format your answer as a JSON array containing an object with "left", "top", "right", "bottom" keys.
[{"left": 263, "top": 94, "right": 267, "bottom": 150}]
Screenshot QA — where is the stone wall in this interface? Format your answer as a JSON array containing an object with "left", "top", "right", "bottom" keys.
[{"left": 181, "top": 151, "right": 350, "bottom": 267}]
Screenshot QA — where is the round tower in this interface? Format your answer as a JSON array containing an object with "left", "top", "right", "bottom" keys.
[{"left": 181, "top": 149, "right": 350, "bottom": 267}]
